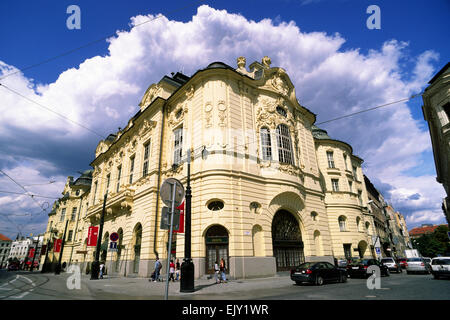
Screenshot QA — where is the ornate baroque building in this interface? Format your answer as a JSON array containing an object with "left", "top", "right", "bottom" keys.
[{"left": 41, "top": 56, "right": 409, "bottom": 278}]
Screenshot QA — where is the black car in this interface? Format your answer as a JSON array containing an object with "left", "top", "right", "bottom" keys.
[
  {"left": 290, "top": 261, "right": 348, "bottom": 286},
  {"left": 346, "top": 259, "right": 390, "bottom": 278}
]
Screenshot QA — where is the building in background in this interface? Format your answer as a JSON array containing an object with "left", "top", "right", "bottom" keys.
[
  {"left": 422, "top": 62, "right": 450, "bottom": 225},
  {"left": 409, "top": 223, "right": 449, "bottom": 239},
  {"left": 0, "top": 234, "right": 12, "bottom": 268}
]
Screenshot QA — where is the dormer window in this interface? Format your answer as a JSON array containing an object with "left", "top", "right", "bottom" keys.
[{"left": 276, "top": 106, "right": 287, "bottom": 117}]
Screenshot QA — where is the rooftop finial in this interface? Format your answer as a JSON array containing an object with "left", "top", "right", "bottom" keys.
[{"left": 262, "top": 56, "right": 271, "bottom": 68}]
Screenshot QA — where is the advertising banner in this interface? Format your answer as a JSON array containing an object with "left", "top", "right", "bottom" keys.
[
  {"left": 87, "top": 226, "right": 99, "bottom": 247},
  {"left": 173, "top": 201, "right": 185, "bottom": 233},
  {"left": 54, "top": 239, "right": 62, "bottom": 252}
]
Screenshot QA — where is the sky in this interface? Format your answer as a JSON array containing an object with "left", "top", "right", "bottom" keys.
[{"left": 0, "top": 0, "right": 449, "bottom": 240}]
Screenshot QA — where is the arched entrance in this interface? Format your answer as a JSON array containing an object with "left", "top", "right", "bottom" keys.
[
  {"left": 272, "top": 210, "right": 304, "bottom": 271},
  {"left": 205, "top": 225, "right": 229, "bottom": 274},
  {"left": 133, "top": 224, "right": 142, "bottom": 274},
  {"left": 358, "top": 240, "right": 368, "bottom": 258},
  {"left": 115, "top": 228, "right": 123, "bottom": 272}
]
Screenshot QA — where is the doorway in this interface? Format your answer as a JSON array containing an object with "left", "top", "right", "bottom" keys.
[{"left": 205, "top": 225, "right": 229, "bottom": 274}]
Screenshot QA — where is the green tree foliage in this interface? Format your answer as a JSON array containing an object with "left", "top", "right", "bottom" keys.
[{"left": 414, "top": 225, "right": 450, "bottom": 257}]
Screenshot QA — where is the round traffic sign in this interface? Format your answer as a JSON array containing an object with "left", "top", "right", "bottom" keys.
[
  {"left": 110, "top": 232, "right": 119, "bottom": 242},
  {"left": 160, "top": 178, "right": 184, "bottom": 207}
]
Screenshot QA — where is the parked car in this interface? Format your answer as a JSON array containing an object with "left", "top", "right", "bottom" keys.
[
  {"left": 398, "top": 258, "right": 408, "bottom": 269},
  {"left": 423, "top": 257, "right": 432, "bottom": 273},
  {"left": 430, "top": 257, "right": 450, "bottom": 279},
  {"left": 7, "top": 263, "right": 19, "bottom": 271},
  {"left": 381, "top": 257, "right": 402, "bottom": 273},
  {"left": 406, "top": 257, "right": 429, "bottom": 274},
  {"left": 346, "top": 259, "right": 390, "bottom": 278},
  {"left": 290, "top": 261, "right": 348, "bottom": 286}
]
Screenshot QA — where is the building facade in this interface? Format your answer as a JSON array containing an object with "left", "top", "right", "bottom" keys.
[
  {"left": 0, "top": 234, "right": 12, "bottom": 268},
  {"left": 41, "top": 56, "right": 411, "bottom": 279},
  {"left": 422, "top": 62, "right": 450, "bottom": 225}
]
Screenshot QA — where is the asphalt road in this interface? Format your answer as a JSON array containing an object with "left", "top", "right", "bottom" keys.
[{"left": 1, "top": 269, "right": 449, "bottom": 300}]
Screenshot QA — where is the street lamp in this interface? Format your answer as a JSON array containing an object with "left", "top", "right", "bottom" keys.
[
  {"left": 90, "top": 193, "right": 108, "bottom": 280},
  {"left": 180, "top": 148, "right": 194, "bottom": 292}
]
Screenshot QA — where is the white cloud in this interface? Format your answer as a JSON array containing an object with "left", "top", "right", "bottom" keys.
[{"left": 0, "top": 5, "right": 446, "bottom": 237}]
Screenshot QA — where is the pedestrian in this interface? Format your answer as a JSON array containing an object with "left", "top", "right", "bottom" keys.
[
  {"left": 154, "top": 257, "right": 162, "bottom": 282},
  {"left": 175, "top": 258, "right": 181, "bottom": 281},
  {"left": 169, "top": 260, "right": 175, "bottom": 282},
  {"left": 99, "top": 262, "right": 105, "bottom": 279},
  {"left": 214, "top": 261, "right": 220, "bottom": 284},
  {"left": 220, "top": 258, "right": 227, "bottom": 283}
]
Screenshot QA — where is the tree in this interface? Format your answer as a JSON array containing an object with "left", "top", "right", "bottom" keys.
[{"left": 414, "top": 225, "right": 450, "bottom": 257}]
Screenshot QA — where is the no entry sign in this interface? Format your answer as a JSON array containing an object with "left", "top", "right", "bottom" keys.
[{"left": 110, "top": 232, "right": 119, "bottom": 242}]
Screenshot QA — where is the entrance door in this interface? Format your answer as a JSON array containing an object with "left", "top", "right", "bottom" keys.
[
  {"left": 272, "top": 210, "right": 305, "bottom": 271},
  {"left": 205, "top": 225, "right": 229, "bottom": 274},
  {"left": 133, "top": 245, "right": 140, "bottom": 273}
]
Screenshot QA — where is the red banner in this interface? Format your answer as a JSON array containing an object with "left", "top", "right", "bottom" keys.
[
  {"left": 28, "top": 248, "right": 35, "bottom": 258},
  {"left": 173, "top": 201, "right": 185, "bottom": 233},
  {"left": 54, "top": 239, "right": 62, "bottom": 253},
  {"left": 87, "top": 226, "right": 99, "bottom": 246}
]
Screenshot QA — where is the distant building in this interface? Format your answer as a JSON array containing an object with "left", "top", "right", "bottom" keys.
[
  {"left": 422, "top": 62, "right": 450, "bottom": 225},
  {"left": 409, "top": 223, "right": 449, "bottom": 239},
  {"left": 0, "top": 234, "right": 12, "bottom": 268},
  {"left": 8, "top": 236, "right": 33, "bottom": 264}
]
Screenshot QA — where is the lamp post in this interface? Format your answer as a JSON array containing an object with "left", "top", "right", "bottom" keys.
[
  {"left": 90, "top": 193, "right": 107, "bottom": 280},
  {"left": 180, "top": 148, "right": 194, "bottom": 292},
  {"left": 55, "top": 220, "right": 69, "bottom": 275}
]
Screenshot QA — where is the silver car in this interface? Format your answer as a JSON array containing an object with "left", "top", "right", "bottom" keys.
[
  {"left": 381, "top": 257, "right": 402, "bottom": 273},
  {"left": 406, "top": 257, "right": 430, "bottom": 274}
]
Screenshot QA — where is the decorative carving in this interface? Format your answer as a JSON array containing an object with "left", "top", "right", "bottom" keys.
[
  {"left": 139, "top": 119, "right": 157, "bottom": 136},
  {"left": 186, "top": 85, "right": 195, "bottom": 100},
  {"left": 262, "top": 56, "right": 271, "bottom": 69},
  {"left": 237, "top": 56, "right": 246, "bottom": 69},
  {"left": 217, "top": 101, "right": 227, "bottom": 127},
  {"left": 271, "top": 70, "right": 289, "bottom": 96},
  {"left": 139, "top": 84, "right": 162, "bottom": 108},
  {"left": 278, "top": 163, "right": 300, "bottom": 176},
  {"left": 204, "top": 102, "right": 213, "bottom": 128},
  {"left": 168, "top": 104, "right": 187, "bottom": 127}
]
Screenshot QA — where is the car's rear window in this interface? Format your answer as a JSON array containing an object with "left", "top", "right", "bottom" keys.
[
  {"left": 296, "top": 262, "right": 315, "bottom": 269},
  {"left": 407, "top": 258, "right": 422, "bottom": 262},
  {"left": 432, "top": 259, "right": 450, "bottom": 265},
  {"left": 381, "top": 258, "right": 393, "bottom": 263}
]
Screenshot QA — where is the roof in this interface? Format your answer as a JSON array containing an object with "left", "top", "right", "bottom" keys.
[
  {"left": 428, "top": 62, "right": 450, "bottom": 85},
  {"left": 409, "top": 224, "right": 448, "bottom": 236},
  {"left": 0, "top": 233, "right": 12, "bottom": 241},
  {"left": 311, "top": 125, "right": 331, "bottom": 140}
]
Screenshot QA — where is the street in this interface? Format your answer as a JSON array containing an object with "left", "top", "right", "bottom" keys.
[{"left": 1, "top": 269, "right": 449, "bottom": 300}]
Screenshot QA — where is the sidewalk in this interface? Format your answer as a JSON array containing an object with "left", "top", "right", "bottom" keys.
[{"left": 79, "top": 272, "right": 293, "bottom": 299}]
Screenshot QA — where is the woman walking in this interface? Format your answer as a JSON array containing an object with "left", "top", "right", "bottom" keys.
[{"left": 219, "top": 258, "right": 227, "bottom": 283}]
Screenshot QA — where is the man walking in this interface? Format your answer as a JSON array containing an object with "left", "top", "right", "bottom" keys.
[{"left": 154, "top": 257, "right": 162, "bottom": 282}]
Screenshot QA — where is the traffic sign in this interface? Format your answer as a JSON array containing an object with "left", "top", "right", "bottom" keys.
[
  {"left": 160, "top": 207, "right": 180, "bottom": 230},
  {"left": 110, "top": 232, "right": 119, "bottom": 242},
  {"left": 160, "top": 178, "right": 184, "bottom": 207}
]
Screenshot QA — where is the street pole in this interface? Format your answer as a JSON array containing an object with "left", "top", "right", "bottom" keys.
[
  {"left": 30, "top": 235, "right": 40, "bottom": 272},
  {"left": 41, "top": 239, "right": 50, "bottom": 273},
  {"left": 180, "top": 149, "right": 194, "bottom": 292},
  {"left": 90, "top": 193, "right": 107, "bottom": 280},
  {"left": 164, "top": 182, "right": 177, "bottom": 300},
  {"left": 55, "top": 220, "right": 69, "bottom": 275}
]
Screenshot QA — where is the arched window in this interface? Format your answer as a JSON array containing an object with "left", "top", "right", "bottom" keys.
[
  {"left": 260, "top": 127, "right": 272, "bottom": 160},
  {"left": 276, "top": 106, "right": 287, "bottom": 117},
  {"left": 338, "top": 216, "right": 347, "bottom": 232},
  {"left": 311, "top": 211, "right": 318, "bottom": 221},
  {"left": 276, "top": 124, "right": 294, "bottom": 165}
]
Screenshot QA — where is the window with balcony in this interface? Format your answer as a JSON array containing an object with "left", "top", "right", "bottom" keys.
[
  {"left": 260, "top": 127, "right": 272, "bottom": 160},
  {"left": 71, "top": 207, "right": 77, "bottom": 221},
  {"left": 106, "top": 174, "right": 111, "bottom": 194},
  {"left": 67, "top": 230, "right": 73, "bottom": 242},
  {"left": 327, "top": 151, "right": 335, "bottom": 168},
  {"left": 276, "top": 124, "right": 294, "bottom": 165},
  {"left": 60, "top": 208, "right": 66, "bottom": 222}
]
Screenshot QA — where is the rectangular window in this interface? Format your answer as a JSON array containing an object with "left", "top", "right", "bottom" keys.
[
  {"left": 106, "top": 174, "right": 111, "bottom": 194},
  {"left": 343, "top": 244, "right": 352, "bottom": 259},
  {"left": 71, "top": 207, "right": 77, "bottom": 221},
  {"left": 352, "top": 166, "right": 358, "bottom": 180},
  {"left": 443, "top": 102, "right": 450, "bottom": 122},
  {"left": 173, "top": 128, "right": 183, "bottom": 165},
  {"left": 143, "top": 142, "right": 150, "bottom": 177},
  {"left": 343, "top": 154, "right": 348, "bottom": 170},
  {"left": 348, "top": 180, "right": 352, "bottom": 193},
  {"left": 327, "top": 151, "right": 335, "bottom": 168},
  {"left": 60, "top": 208, "right": 66, "bottom": 222},
  {"left": 358, "top": 190, "right": 363, "bottom": 206},
  {"left": 67, "top": 230, "right": 73, "bottom": 242},
  {"left": 93, "top": 181, "right": 98, "bottom": 204},
  {"left": 116, "top": 166, "right": 122, "bottom": 192},
  {"left": 129, "top": 156, "right": 135, "bottom": 184},
  {"left": 331, "top": 179, "right": 339, "bottom": 192},
  {"left": 260, "top": 128, "right": 272, "bottom": 160}
]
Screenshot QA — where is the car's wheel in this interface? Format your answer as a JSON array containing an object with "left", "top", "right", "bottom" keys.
[
  {"left": 295, "top": 281, "right": 302, "bottom": 285},
  {"left": 340, "top": 274, "right": 347, "bottom": 283},
  {"left": 315, "top": 276, "right": 324, "bottom": 286},
  {"left": 433, "top": 274, "right": 440, "bottom": 279}
]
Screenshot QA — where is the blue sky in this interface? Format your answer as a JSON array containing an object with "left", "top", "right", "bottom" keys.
[{"left": 0, "top": 0, "right": 448, "bottom": 239}]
